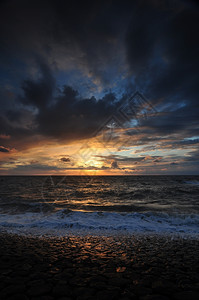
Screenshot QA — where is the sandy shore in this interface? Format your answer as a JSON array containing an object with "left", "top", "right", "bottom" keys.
[{"left": 0, "top": 233, "right": 199, "bottom": 300}]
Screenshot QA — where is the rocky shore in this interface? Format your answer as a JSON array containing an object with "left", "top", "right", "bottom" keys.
[{"left": 0, "top": 233, "right": 199, "bottom": 300}]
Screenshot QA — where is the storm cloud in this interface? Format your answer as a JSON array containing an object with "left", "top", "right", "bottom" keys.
[
  {"left": 0, "top": 146, "right": 10, "bottom": 153},
  {"left": 0, "top": 0, "right": 199, "bottom": 174}
]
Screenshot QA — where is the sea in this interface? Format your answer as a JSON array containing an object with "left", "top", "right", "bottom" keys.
[{"left": 0, "top": 175, "right": 199, "bottom": 237}]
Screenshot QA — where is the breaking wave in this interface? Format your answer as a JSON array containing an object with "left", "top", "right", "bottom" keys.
[{"left": 0, "top": 209, "right": 199, "bottom": 237}]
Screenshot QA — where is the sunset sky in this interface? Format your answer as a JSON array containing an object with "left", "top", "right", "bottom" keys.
[{"left": 0, "top": 0, "right": 199, "bottom": 175}]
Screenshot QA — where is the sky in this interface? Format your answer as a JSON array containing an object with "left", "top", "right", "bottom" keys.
[{"left": 0, "top": 0, "right": 199, "bottom": 175}]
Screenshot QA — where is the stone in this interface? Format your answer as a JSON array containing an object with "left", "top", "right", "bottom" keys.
[
  {"left": 108, "top": 277, "right": 131, "bottom": 287},
  {"left": 1, "top": 269, "right": 12, "bottom": 275},
  {"left": 31, "top": 297, "right": 54, "bottom": 300},
  {"left": 134, "top": 287, "right": 153, "bottom": 296},
  {"left": 121, "top": 291, "right": 137, "bottom": 299},
  {"left": 152, "top": 280, "right": 178, "bottom": 295},
  {"left": 140, "top": 295, "right": 169, "bottom": 300},
  {"left": 28, "top": 284, "right": 52, "bottom": 296},
  {"left": 27, "top": 279, "right": 45, "bottom": 287},
  {"left": 53, "top": 284, "right": 71, "bottom": 297},
  {"left": 1, "top": 284, "right": 26, "bottom": 296},
  {"left": 22, "top": 263, "right": 32, "bottom": 271},
  {"left": 173, "top": 291, "right": 199, "bottom": 300},
  {"left": 39, "top": 297, "right": 54, "bottom": 300},
  {"left": 74, "top": 287, "right": 95, "bottom": 297},
  {"left": 76, "top": 296, "right": 94, "bottom": 300},
  {"left": 89, "top": 281, "right": 107, "bottom": 289},
  {"left": 96, "top": 289, "right": 120, "bottom": 300},
  {"left": 7, "top": 294, "right": 29, "bottom": 300}
]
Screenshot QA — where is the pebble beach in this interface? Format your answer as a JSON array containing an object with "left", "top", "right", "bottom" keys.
[{"left": 0, "top": 233, "right": 199, "bottom": 300}]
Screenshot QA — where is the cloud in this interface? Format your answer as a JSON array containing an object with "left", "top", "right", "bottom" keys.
[
  {"left": 60, "top": 157, "right": 70, "bottom": 163},
  {"left": 153, "top": 157, "right": 163, "bottom": 163},
  {"left": 126, "top": 1, "right": 199, "bottom": 100},
  {"left": 20, "top": 60, "right": 55, "bottom": 109},
  {"left": 97, "top": 154, "right": 163, "bottom": 164},
  {"left": 183, "top": 150, "right": 199, "bottom": 162},
  {"left": 0, "top": 134, "right": 10, "bottom": 140},
  {"left": 0, "top": 146, "right": 10, "bottom": 153},
  {"left": 15, "top": 62, "right": 141, "bottom": 144},
  {"left": 0, "top": 0, "right": 199, "bottom": 174},
  {"left": 0, "top": 0, "right": 128, "bottom": 90},
  {"left": 111, "top": 160, "right": 119, "bottom": 169},
  {"left": 1, "top": 1, "right": 198, "bottom": 143},
  {"left": 30, "top": 160, "right": 39, "bottom": 165}
]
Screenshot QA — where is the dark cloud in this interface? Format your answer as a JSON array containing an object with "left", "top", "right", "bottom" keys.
[
  {"left": 125, "top": 0, "right": 199, "bottom": 138},
  {"left": 126, "top": 1, "right": 168, "bottom": 73},
  {"left": 0, "top": 0, "right": 199, "bottom": 174},
  {"left": 0, "top": 61, "right": 128, "bottom": 148},
  {"left": 153, "top": 158, "right": 162, "bottom": 163},
  {"left": 16, "top": 62, "right": 131, "bottom": 142},
  {"left": 30, "top": 160, "right": 39, "bottom": 165},
  {"left": 0, "top": 146, "right": 10, "bottom": 152},
  {"left": 111, "top": 160, "right": 119, "bottom": 169},
  {"left": 1, "top": 0, "right": 198, "bottom": 102},
  {"left": 97, "top": 154, "right": 162, "bottom": 164},
  {"left": 60, "top": 157, "right": 70, "bottom": 163},
  {"left": 11, "top": 164, "right": 62, "bottom": 173},
  {"left": 179, "top": 139, "right": 199, "bottom": 145},
  {"left": 0, "top": 0, "right": 130, "bottom": 89},
  {"left": 183, "top": 151, "right": 199, "bottom": 162},
  {"left": 20, "top": 60, "right": 55, "bottom": 109}
]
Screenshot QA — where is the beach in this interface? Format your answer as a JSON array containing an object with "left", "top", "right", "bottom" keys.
[{"left": 0, "top": 232, "right": 199, "bottom": 300}]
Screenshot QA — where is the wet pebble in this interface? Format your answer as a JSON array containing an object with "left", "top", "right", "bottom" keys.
[
  {"left": 96, "top": 289, "right": 120, "bottom": 300},
  {"left": 173, "top": 290, "right": 199, "bottom": 300},
  {"left": 7, "top": 295, "right": 29, "bottom": 300},
  {"left": 140, "top": 295, "right": 170, "bottom": 300},
  {"left": 28, "top": 284, "right": 52, "bottom": 297},
  {"left": 53, "top": 284, "right": 71, "bottom": 297},
  {"left": 0, "top": 233, "right": 199, "bottom": 300}
]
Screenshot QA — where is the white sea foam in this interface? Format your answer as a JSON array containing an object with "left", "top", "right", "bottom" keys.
[
  {"left": 184, "top": 180, "right": 199, "bottom": 185},
  {"left": 0, "top": 209, "right": 199, "bottom": 237}
]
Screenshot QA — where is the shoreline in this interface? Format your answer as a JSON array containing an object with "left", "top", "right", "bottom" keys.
[
  {"left": 1, "top": 226, "right": 199, "bottom": 240},
  {"left": 0, "top": 232, "right": 199, "bottom": 300},
  {"left": 1, "top": 228, "right": 199, "bottom": 239}
]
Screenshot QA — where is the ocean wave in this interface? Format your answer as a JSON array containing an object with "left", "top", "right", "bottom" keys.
[
  {"left": 184, "top": 180, "right": 199, "bottom": 186},
  {"left": 0, "top": 210, "right": 199, "bottom": 237}
]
